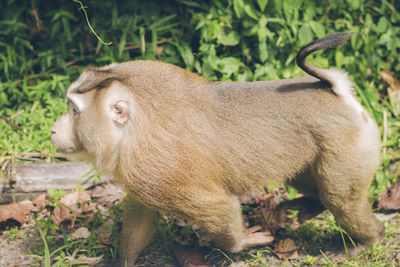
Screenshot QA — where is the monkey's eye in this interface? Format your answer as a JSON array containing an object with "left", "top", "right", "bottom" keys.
[{"left": 70, "top": 103, "right": 79, "bottom": 119}]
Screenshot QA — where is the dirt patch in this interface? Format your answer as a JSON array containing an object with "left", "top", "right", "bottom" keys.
[{"left": 0, "top": 224, "right": 38, "bottom": 266}]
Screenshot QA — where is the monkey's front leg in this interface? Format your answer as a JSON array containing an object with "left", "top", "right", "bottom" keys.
[{"left": 118, "top": 195, "right": 160, "bottom": 267}]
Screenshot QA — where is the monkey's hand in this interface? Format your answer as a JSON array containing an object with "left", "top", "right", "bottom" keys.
[{"left": 242, "top": 225, "right": 274, "bottom": 249}]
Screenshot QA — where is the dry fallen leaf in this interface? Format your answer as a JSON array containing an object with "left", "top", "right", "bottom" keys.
[
  {"left": 242, "top": 225, "right": 274, "bottom": 246},
  {"left": 245, "top": 188, "right": 298, "bottom": 235},
  {"left": 0, "top": 203, "right": 29, "bottom": 225},
  {"left": 31, "top": 193, "right": 47, "bottom": 212},
  {"left": 89, "top": 182, "right": 124, "bottom": 207},
  {"left": 70, "top": 226, "right": 91, "bottom": 240},
  {"left": 52, "top": 190, "right": 92, "bottom": 226},
  {"left": 378, "top": 180, "right": 400, "bottom": 211},
  {"left": 0, "top": 193, "right": 48, "bottom": 226},
  {"left": 95, "top": 219, "right": 114, "bottom": 245},
  {"left": 77, "top": 255, "right": 103, "bottom": 266},
  {"left": 380, "top": 70, "right": 400, "bottom": 116},
  {"left": 273, "top": 238, "right": 299, "bottom": 260},
  {"left": 0, "top": 199, "right": 38, "bottom": 225},
  {"left": 239, "top": 189, "right": 268, "bottom": 205},
  {"left": 65, "top": 255, "right": 103, "bottom": 266},
  {"left": 171, "top": 245, "right": 211, "bottom": 267}
]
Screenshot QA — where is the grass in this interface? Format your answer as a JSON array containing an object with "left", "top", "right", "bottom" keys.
[{"left": 2, "top": 195, "right": 395, "bottom": 266}]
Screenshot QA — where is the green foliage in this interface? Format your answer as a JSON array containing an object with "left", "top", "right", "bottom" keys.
[
  {"left": 32, "top": 214, "right": 97, "bottom": 266},
  {"left": 303, "top": 255, "right": 318, "bottom": 265},
  {"left": 6, "top": 226, "right": 25, "bottom": 241},
  {"left": 0, "top": 0, "right": 399, "bottom": 197},
  {"left": 47, "top": 188, "right": 66, "bottom": 207},
  {"left": 33, "top": 216, "right": 51, "bottom": 267},
  {"left": 31, "top": 195, "right": 124, "bottom": 265},
  {"left": 278, "top": 218, "right": 335, "bottom": 255}
]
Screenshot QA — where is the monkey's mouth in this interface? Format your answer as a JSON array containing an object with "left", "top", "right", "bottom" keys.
[
  {"left": 61, "top": 150, "right": 91, "bottom": 162},
  {"left": 61, "top": 147, "right": 78, "bottom": 153},
  {"left": 51, "top": 136, "right": 84, "bottom": 154},
  {"left": 56, "top": 145, "right": 83, "bottom": 154}
]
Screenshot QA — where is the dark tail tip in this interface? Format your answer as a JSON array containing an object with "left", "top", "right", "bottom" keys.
[
  {"left": 297, "top": 32, "right": 353, "bottom": 65},
  {"left": 296, "top": 32, "right": 353, "bottom": 83},
  {"left": 309, "top": 32, "right": 353, "bottom": 50}
]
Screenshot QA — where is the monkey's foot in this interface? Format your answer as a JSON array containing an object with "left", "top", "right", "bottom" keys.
[
  {"left": 324, "top": 242, "right": 368, "bottom": 262},
  {"left": 242, "top": 225, "right": 274, "bottom": 249}
]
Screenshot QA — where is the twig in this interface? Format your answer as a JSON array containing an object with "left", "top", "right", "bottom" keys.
[
  {"left": 72, "top": 0, "right": 112, "bottom": 45},
  {"left": 0, "top": 110, "right": 26, "bottom": 132},
  {"left": 29, "top": 0, "right": 42, "bottom": 30},
  {"left": 15, "top": 152, "right": 67, "bottom": 161},
  {"left": 123, "top": 38, "right": 171, "bottom": 51},
  {"left": 11, "top": 61, "right": 76, "bottom": 86},
  {"left": 383, "top": 110, "right": 387, "bottom": 155},
  {"left": 10, "top": 109, "right": 24, "bottom": 120}
]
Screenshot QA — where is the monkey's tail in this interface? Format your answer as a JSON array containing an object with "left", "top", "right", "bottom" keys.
[{"left": 296, "top": 32, "right": 353, "bottom": 96}]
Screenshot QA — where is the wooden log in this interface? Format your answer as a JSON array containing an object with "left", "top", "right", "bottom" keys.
[{"left": 0, "top": 162, "right": 105, "bottom": 204}]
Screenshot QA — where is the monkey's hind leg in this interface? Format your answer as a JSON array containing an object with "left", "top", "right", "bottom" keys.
[
  {"left": 118, "top": 195, "right": 160, "bottom": 267},
  {"left": 314, "top": 152, "right": 384, "bottom": 255}
]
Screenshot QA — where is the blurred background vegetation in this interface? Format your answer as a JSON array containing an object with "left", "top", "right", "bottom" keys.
[{"left": 0, "top": 0, "right": 399, "bottom": 196}]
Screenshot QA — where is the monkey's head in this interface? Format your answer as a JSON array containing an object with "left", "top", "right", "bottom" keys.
[{"left": 51, "top": 66, "right": 135, "bottom": 171}]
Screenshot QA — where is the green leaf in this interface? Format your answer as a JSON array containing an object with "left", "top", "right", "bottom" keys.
[
  {"left": 309, "top": 57, "right": 329, "bottom": 69},
  {"left": 201, "top": 62, "right": 215, "bottom": 79},
  {"left": 374, "top": 17, "right": 388, "bottom": 33},
  {"left": 215, "top": 57, "right": 241, "bottom": 75},
  {"left": 118, "top": 31, "right": 127, "bottom": 57},
  {"left": 177, "top": 42, "right": 195, "bottom": 70},
  {"left": 34, "top": 217, "right": 51, "bottom": 267},
  {"left": 151, "top": 29, "right": 157, "bottom": 57},
  {"left": 309, "top": 21, "right": 325, "bottom": 38},
  {"left": 244, "top": 1, "right": 259, "bottom": 20},
  {"left": 207, "top": 20, "right": 222, "bottom": 40},
  {"left": 257, "top": 0, "right": 269, "bottom": 12},
  {"left": 346, "top": 0, "right": 360, "bottom": 9},
  {"left": 218, "top": 31, "right": 240, "bottom": 46},
  {"left": 335, "top": 50, "right": 344, "bottom": 68},
  {"left": 259, "top": 42, "right": 268, "bottom": 62},
  {"left": 47, "top": 188, "right": 66, "bottom": 206},
  {"left": 233, "top": 0, "right": 244, "bottom": 18},
  {"left": 149, "top": 15, "right": 176, "bottom": 30},
  {"left": 350, "top": 30, "right": 362, "bottom": 50},
  {"left": 257, "top": 17, "right": 270, "bottom": 42},
  {"left": 387, "top": 35, "right": 400, "bottom": 51},
  {"left": 282, "top": 0, "right": 302, "bottom": 20},
  {"left": 298, "top": 24, "right": 313, "bottom": 45},
  {"left": 61, "top": 17, "right": 72, "bottom": 42}
]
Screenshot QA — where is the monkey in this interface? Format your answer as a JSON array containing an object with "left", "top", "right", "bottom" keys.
[{"left": 51, "top": 32, "right": 383, "bottom": 265}]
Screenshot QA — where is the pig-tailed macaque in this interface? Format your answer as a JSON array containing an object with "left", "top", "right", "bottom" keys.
[{"left": 51, "top": 32, "right": 383, "bottom": 265}]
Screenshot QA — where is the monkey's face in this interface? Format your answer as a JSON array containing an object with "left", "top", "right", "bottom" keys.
[
  {"left": 51, "top": 71, "right": 135, "bottom": 164},
  {"left": 51, "top": 104, "right": 83, "bottom": 154}
]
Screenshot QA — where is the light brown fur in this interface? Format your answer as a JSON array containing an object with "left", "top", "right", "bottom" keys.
[{"left": 51, "top": 33, "right": 383, "bottom": 265}]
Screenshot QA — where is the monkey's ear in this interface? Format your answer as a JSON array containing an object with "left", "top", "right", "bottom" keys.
[{"left": 111, "top": 100, "right": 131, "bottom": 126}]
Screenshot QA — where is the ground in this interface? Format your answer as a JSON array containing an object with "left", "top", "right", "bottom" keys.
[{"left": 0, "top": 211, "right": 399, "bottom": 266}]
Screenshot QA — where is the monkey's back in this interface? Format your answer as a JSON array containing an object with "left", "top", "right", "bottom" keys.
[{"left": 206, "top": 75, "right": 367, "bottom": 193}]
